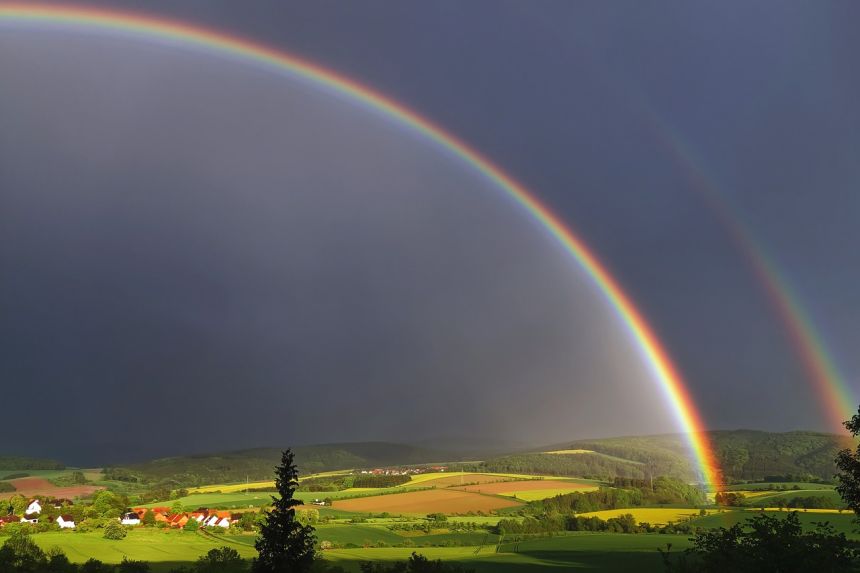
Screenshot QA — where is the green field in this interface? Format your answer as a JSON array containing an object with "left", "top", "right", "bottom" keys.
[
  {"left": 29, "top": 529, "right": 256, "bottom": 572},
  {"left": 718, "top": 482, "right": 835, "bottom": 492},
  {"left": 689, "top": 509, "right": 858, "bottom": 536},
  {"left": 324, "top": 533, "right": 692, "bottom": 572},
  {"left": 740, "top": 488, "right": 843, "bottom": 506},
  {"left": 20, "top": 525, "right": 693, "bottom": 572}
]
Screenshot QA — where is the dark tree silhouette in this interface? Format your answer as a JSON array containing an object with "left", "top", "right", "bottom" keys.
[
  {"left": 252, "top": 449, "right": 316, "bottom": 573},
  {"left": 836, "top": 407, "right": 860, "bottom": 515},
  {"left": 661, "top": 512, "right": 857, "bottom": 573}
]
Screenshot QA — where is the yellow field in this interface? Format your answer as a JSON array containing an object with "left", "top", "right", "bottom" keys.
[
  {"left": 189, "top": 481, "right": 275, "bottom": 493},
  {"left": 407, "top": 472, "right": 573, "bottom": 486},
  {"left": 727, "top": 490, "right": 775, "bottom": 499},
  {"left": 502, "top": 488, "right": 599, "bottom": 502},
  {"left": 579, "top": 508, "right": 718, "bottom": 524},
  {"left": 543, "top": 449, "right": 595, "bottom": 455},
  {"left": 188, "top": 470, "right": 352, "bottom": 493}
]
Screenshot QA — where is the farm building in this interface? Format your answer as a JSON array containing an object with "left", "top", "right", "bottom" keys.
[
  {"left": 56, "top": 515, "right": 75, "bottom": 529},
  {"left": 20, "top": 515, "right": 38, "bottom": 524},
  {"left": 167, "top": 514, "right": 189, "bottom": 528},
  {"left": 25, "top": 500, "right": 41, "bottom": 515},
  {"left": 121, "top": 512, "right": 140, "bottom": 525}
]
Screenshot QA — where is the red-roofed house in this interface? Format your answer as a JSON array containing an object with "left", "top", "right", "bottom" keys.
[{"left": 167, "top": 514, "right": 189, "bottom": 528}]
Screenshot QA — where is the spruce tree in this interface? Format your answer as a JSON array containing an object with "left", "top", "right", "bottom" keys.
[{"left": 253, "top": 449, "right": 316, "bottom": 572}]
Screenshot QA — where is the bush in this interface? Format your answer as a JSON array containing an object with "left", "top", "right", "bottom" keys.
[
  {"left": 103, "top": 521, "right": 128, "bottom": 540},
  {"left": 81, "top": 558, "right": 114, "bottom": 573},
  {"left": 196, "top": 547, "right": 246, "bottom": 573},
  {"left": 661, "top": 512, "right": 858, "bottom": 572},
  {"left": 118, "top": 556, "right": 151, "bottom": 572}
]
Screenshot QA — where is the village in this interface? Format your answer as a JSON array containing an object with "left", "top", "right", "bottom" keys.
[{"left": 1, "top": 497, "right": 246, "bottom": 531}]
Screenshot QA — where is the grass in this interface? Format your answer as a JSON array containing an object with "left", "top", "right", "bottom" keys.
[
  {"left": 29, "top": 529, "right": 256, "bottom": 571},
  {"left": 324, "top": 533, "right": 693, "bottom": 572},
  {"left": 717, "top": 482, "right": 835, "bottom": 492},
  {"left": 736, "top": 488, "right": 843, "bottom": 506},
  {"left": 689, "top": 509, "right": 859, "bottom": 536}
]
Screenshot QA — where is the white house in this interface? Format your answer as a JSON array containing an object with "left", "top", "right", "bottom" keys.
[
  {"left": 20, "top": 515, "right": 38, "bottom": 524},
  {"left": 214, "top": 517, "right": 230, "bottom": 528},
  {"left": 56, "top": 515, "right": 75, "bottom": 529},
  {"left": 203, "top": 515, "right": 219, "bottom": 527},
  {"left": 25, "top": 500, "right": 41, "bottom": 515},
  {"left": 121, "top": 512, "right": 140, "bottom": 526}
]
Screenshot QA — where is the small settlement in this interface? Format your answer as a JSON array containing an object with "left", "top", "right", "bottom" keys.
[{"left": 2, "top": 498, "right": 241, "bottom": 530}]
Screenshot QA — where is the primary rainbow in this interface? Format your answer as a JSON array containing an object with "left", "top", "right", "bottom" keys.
[{"left": 0, "top": 3, "right": 720, "bottom": 483}]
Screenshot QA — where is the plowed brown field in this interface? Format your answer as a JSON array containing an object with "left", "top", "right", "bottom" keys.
[{"left": 0, "top": 477, "right": 102, "bottom": 500}]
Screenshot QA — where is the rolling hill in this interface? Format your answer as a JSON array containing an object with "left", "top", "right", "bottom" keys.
[
  {"left": 108, "top": 442, "right": 455, "bottom": 487},
  {"left": 475, "top": 430, "right": 855, "bottom": 482},
  {"left": 79, "top": 430, "right": 860, "bottom": 488}
]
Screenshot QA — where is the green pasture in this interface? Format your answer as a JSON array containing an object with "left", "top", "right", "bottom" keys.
[
  {"left": 718, "top": 482, "right": 835, "bottom": 492},
  {"left": 689, "top": 509, "right": 858, "bottom": 536},
  {"left": 741, "top": 488, "right": 843, "bottom": 506},
  {"left": 29, "top": 529, "right": 256, "bottom": 572},
  {"left": 324, "top": 533, "right": 692, "bottom": 572}
]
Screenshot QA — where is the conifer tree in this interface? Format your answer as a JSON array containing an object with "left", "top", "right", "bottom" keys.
[{"left": 253, "top": 449, "right": 316, "bottom": 572}]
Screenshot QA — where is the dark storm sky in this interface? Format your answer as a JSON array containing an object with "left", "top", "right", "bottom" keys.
[{"left": 2, "top": 1, "right": 859, "bottom": 464}]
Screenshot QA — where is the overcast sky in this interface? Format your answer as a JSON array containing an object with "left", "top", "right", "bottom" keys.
[{"left": 1, "top": 1, "right": 859, "bottom": 464}]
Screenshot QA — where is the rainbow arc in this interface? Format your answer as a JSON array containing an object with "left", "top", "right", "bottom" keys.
[{"left": 0, "top": 3, "right": 721, "bottom": 484}]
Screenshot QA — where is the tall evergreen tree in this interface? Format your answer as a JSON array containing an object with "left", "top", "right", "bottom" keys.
[{"left": 253, "top": 449, "right": 316, "bottom": 572}]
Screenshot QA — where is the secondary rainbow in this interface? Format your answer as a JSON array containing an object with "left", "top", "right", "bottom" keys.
[
  {"left": 0, "top": 3, "right": 721, "bottom": 483},
  {"left": 652, "top": 120, "right": 855, "bottom": 431}
]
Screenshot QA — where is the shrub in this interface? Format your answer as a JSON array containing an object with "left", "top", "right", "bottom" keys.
[{"left": 103, "top": 521, "right": 128, "bottom": 540}]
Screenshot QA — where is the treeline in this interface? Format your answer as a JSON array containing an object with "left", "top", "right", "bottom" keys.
[
  {"left": 0, "top": 457, "right": 64, "bottom": 470},
  {"left": 528, "top": 477, "right": 706, "bottom": 516},
  {"left": 351, "top": 475, "right": 411, "bottom": 488},
  {"left": 495, "top": 512, "right": 700, "bottom": 537},
  {"left": 475, "top": 453, "right": 650, "bottom": 481}
]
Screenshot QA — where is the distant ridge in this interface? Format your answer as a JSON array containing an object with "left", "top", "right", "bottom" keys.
[
  {"left": 110, "top": 441, "right": 455, "bottom": 486},
  {"left": 483, "top": 429, "right": 856, "bottom": 482},
  {"left": 58, "top": 429, "right": 860, "bottom": 487}
]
